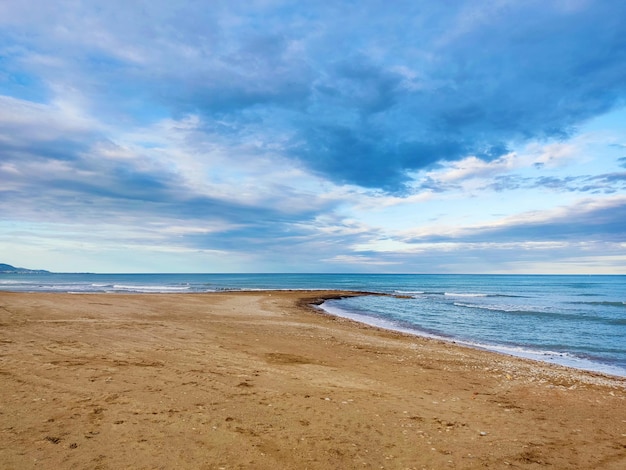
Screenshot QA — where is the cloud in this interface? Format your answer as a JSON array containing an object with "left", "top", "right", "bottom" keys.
[
  {"left": 402, "top": 196, "right": 626, "bottom": 244},
  {"left": 2, "top": 1, "right": 625, "bottom": 193},
  {"left": 282, "top": 1, "right": 626, "bottom": 191},
  {"left": 1, "top": 1, "right": 626, "bottom": 273},
  {"left": 0, "top": 97, "right": 326, "bottom": 239},
  {"left": 408, "top": 137, "right": 626, "bottom": 195},
  {"left": 322, "top": 254, "right": 399, "bottom": 267},
  {"left": 487, "top": 172, "right": 626, "bottom": 194},
  {"left": 0, "top": 94, "right": 360, "bottom": 267}
]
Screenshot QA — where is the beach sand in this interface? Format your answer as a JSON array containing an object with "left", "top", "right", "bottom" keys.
[{"left": 0, "top": 291, "right": 625, "bottom": 469}]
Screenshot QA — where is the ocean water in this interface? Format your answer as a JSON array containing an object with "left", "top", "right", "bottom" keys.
[{"left": 1, "top": 273, "right": 624, "bottom": 377}]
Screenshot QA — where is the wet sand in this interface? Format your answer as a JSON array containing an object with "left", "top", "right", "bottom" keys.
[{"left": 0, "top": 291, "right": 625, "bottom": 469}]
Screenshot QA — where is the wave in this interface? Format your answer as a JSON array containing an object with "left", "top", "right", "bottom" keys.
[
  {"left": 452, "top": 302, "right": 547, "bottom": 315},
  {"left": 417, "top": 291, "right": 524, "bottom": 298},
  {"left": 444, "top": 292, "right": 488, "bottom": 298},
  {"left": 393, "top": 290, "right": 523, "bottom": 299},
  {"left": 568, "top": 301, "right": 626, "bottom": 308},
  {"left": 382, "top": 289, "right": 527, "bottom": 299},
  {"left": 112, "top": 284, "right": 191, "bottom": 291},
  {"left": 451, "top": 302, "right": 623, "bottom": 325}
]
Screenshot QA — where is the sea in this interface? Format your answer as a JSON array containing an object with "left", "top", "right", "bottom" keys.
[{"left": 1, "top": 273, "right": 625, "bottom": 377}]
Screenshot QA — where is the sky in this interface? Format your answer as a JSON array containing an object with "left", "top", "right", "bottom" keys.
[{"left": 1, "top": 0, "right": 625, "bottom": 274}]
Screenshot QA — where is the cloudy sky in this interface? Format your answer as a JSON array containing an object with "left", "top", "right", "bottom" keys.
[{"left": 1, "top": 0, "right": 625, "bottom": 273}]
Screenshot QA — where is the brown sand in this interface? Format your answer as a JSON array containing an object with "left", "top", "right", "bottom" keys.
[{"left": 0, "top": 291, "right": 625, "bottom": 469}]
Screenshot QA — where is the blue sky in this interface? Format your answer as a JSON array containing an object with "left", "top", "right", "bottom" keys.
[{"left": 1, "top": 0, "right": 625, "bottom": 273}]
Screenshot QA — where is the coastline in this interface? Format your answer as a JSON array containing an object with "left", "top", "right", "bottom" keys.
[
  {"left": 318, "top": 297, "right": 626, "bottom": 379},
  {"left": 1, "top": 290, "right": 625, "bottom": 469}
]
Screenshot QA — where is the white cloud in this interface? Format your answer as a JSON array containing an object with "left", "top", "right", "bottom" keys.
[
  {"left": 427, "top": 154, "right": 518, "bottom": 184},
  {"left": 323, "top": 254, "right": 399, "bottom": 266},
  {"left": 525, "top": 141, "right": 580, "bottom": 168},
  {"left": 0, "top": 95, "right": 96, "bottom": 141}
]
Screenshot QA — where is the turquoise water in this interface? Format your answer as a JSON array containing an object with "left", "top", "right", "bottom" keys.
[{"left": 1, "top": 273, "right": 624, "bottom": 376}]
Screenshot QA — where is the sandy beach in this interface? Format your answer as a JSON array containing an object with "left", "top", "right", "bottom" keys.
[{"left": 0, "top": 291, "right": 625, "bottom": 469}]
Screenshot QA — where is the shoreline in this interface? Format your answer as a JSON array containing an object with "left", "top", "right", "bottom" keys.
[
  {"left": 1, "top": 290, "right": 625, "bottom": 469},
  {"left": 315, "top": 296, "right": 626, "bottom": 380},
  {"left": 303, "top": 291, "right": 626, "bottom": 387}
]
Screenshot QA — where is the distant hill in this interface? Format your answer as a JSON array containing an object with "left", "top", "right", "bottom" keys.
[{"left": 0, "top": 263, "right": 50, "bottom": 274}]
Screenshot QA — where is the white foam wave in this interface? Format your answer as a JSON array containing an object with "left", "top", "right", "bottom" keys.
[
  {"left": 111, "top": 284, "right": 191, "bottom": 292},
  {"left": 444, "top": 292, "right": 488, "bottom": 297},
  {"left": 453, "top": 302, "right": 542, "bottom": 313}
]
